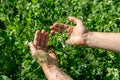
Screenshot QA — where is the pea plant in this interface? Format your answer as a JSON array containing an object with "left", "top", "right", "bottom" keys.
[{"left": 0, "top": 0, "right": 120, "bottom": 80}]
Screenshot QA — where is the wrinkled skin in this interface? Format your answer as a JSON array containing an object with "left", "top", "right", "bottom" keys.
[
  {"left": 28, "top": 30, "right": 58, "bottom": 66},
  {"left": 50, "top": 16, "right": 88, "bottom": 45}
]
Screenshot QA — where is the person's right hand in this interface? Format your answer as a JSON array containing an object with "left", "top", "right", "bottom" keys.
[{"left": 50, "top": 17, "right": 88, "bottom": 45}]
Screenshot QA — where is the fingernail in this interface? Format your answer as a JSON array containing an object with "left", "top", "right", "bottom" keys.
[
  {"left": 41, "top": 30, "right": 46, "bottom": 33},
  {"left": 50, "top": 26, "right": 53, "bottom": 29},
  {"left": 50, "top": 30, "right": 55, "bottom": 34},
  {"left": 36, "top": 30, "right": 40, "bottom": 33},
  {"left": 53, "top": 22, "right": 58, "bottom": 26}
]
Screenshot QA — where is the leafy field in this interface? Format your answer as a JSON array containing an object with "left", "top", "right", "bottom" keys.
[{"left": 0, "top": 0, "right": 120, "bottom": 80}]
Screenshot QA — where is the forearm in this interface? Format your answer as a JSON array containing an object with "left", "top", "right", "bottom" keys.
[
  {"left": 85, "top": 32, "right": 120, "bottom": 52},
  {"left": 41, "top": 64, "right": 73, "bottom": 80}
]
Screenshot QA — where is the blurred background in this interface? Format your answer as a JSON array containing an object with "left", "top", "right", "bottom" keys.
[{"left": 0, "top": 0, "right": 120, "bottom": 80}]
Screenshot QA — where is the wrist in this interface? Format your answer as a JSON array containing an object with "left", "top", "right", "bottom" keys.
[
  {"left": 40, "top": 61, "right": 58, "bottom": 68},
  {"left": 83, "top": 32, "right": 92, "bottom": 46},
  {"left": 38, "top": 60, "right": 48, "bottom": 67}
]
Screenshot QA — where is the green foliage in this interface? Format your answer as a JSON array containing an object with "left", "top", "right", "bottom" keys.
[
  {"left": 0, "top": 75, "right": 11, "bottom": 80},
  {"left": 0, "top": 0, "right": 120, "bottom": 80}
]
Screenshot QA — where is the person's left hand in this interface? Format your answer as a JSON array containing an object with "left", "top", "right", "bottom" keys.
[{"left": 28, "top": 30, "right": 58, "bottom": 67}]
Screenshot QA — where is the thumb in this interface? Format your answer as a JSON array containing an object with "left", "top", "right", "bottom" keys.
[
  {"left": 28, "top": 42, "right": 37, "bottom": 55},
  {"left": 69, "top": 16, "right": 83, "bottom": 26}
]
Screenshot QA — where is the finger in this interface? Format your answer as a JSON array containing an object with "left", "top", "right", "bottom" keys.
[
  {"left": 40, "top": 30, "right": 46, "bottom": 47},
  {"left": 28, "top": 42, "right": 37, "bottom": 56},
  {"left": 69, "top": 16, "right": 83, "bottom": 26},
  {"left": 56, "top": 24, "right": 67, "bottom": 32},
  {"left": 34, "top": 30, "right": 41, "bottom": 46},
  {"left": 68, "top": 27, "right": 73, "bottom": 36},
  {"left": 50, "top": 30, "right": 56, "bottom": 34},
  {"left": 50, "top": 23, "right": 59, "bottom": 30},
  {"left": 48, "top": 52, "right": 58, "bottom": 66},
  {"left": 44, "top": 32, "right": 49, "bottom": 47},
  {"left": 50, "top": 23, "right": 68, "bottom": 33},
  {"left": 49, "top": 52, "right": 57, "bottom": 61},
  {"left": 50, "top": 25, "right": 57, "bottom": 30}
]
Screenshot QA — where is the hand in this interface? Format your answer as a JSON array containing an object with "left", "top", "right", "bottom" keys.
[
  {"left": 50, "top": 17, "right": 88, "bottom": 45},
  {"left": 28, "top": 30, "right": 58, "bottom": 67}
]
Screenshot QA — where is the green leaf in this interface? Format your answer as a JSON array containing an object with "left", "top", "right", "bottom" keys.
[
  {"left": 32, "top": 0, "right": 38, "bottom": 4},
  {"left": 0, "top": 75, "right": 10, "bottom": 80}
]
